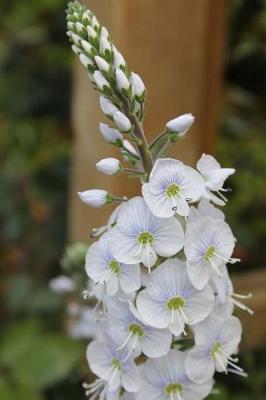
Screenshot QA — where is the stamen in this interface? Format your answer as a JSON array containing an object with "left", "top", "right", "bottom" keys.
[
  {"left": 215, "top": 352, "right": 227, "bottom": 373},
  {"left": 214, "top": 252, "right": 240, "bottom": 264},
  {"left": 90, "top": 224, "right": 108, "bottom": 238},
  {"left": 116, "top": 331, "right": 133, "bottom": 351},
  {"left": 232, "top": 298, "right": 254, "bottom": 315},
  {"left": 226, "top": 359, "right": 244, "bottom": 372},
  {"left": 209, "top": 258, "right": 223, "bottom": 277},
  {"left": 217, "top": 190, "right": 228, "bottom": 202},
  {"left": 123, "top": 335, "right": 139, "bottom": 362},
  {"left": 233, "top": 292, "right": 252, "bottom": 299},
  {"left": 227, "top": 368, "right": 248, "bottom": 378}
]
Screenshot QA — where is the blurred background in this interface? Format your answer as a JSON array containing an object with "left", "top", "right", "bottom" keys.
[{"left": 0, "top": 0, "right": 266, "bottom": 399}]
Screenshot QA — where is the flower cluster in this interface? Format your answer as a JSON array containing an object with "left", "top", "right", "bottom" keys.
[{"left": 66, "top": 2, "right": 253, "bottom": 399}]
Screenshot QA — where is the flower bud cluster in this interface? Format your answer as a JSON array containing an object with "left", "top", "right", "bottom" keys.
[{"left": 66, "top": 1, "right": 146, "bottom": 130}]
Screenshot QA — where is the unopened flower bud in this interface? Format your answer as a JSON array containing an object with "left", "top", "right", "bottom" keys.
[
  {"left": 100, "top": 35, "right": 112, "bottom": 55},
  {"left": 78, "top": 189, "right": 111, "bottom": 207},
  {"left": 113, "top": 111, "right": 132, "bottom": 132},
  {"left": 95, "top": 56, "right": 110, "bottom": 72},
  {"left": 99, "top": 96, "right": 118, "bottom": 117},
  {"left": 96, "top": 158, "right": 120, "bottom": 175},
  {"left": 131, "top": 72, "right": 145, "bottom": 101},
  {"left": 122, "top": 139, "right": 138, "bottom": 156},
  {"left": 93, "top": 71, "right": 110, "bottom": 91},
  {"left": 99, "top": 123, "right": 123, "bottom": 144},
  {"left": 91, "top": 15, "right": 99, "bottom": 30},
  {"left": 87, "top": 25, "right": 97, "bottom": 39},
  {"left": 76, "top": 21, "right": 84, "bottom": 33},
  {"left": 71, "top": 32, "right": 82, "bottom": 46},
  {"left": 166, "top": 113, "right": 195, "bottom": 137},
  {"left": 72, "top": 45, "right": 81, "bottom": 55},
  {"left": 115, "top": 68, "right": 130, "bottom": 92},
  {"left": 79, "top": 54, "right": 93, "bottom": 68},
  {"left": 100, "top": 27, "right": 109, "bottom": 39},
  {"left": 113, "top": 46, "right": 126, "bottom": 68},
  {"left": 81, "top": 39, "right": 92, "bottom": 53}
]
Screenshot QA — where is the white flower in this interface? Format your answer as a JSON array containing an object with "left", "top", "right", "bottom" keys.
[
  {"left": 76, "top": 21, "right": 84, "bottom": 33},
  {"left": 138, "top": 350, "right": 213, "bottom": 400},
  {"left": 86, "top": 232, "right": 141, "bottom": 296},
  {"left": 184, "top": 216, "right": 239, "bottom": 289},
  {"left": 110, "top": 197, "right": 184, "bottom": 271},
  {"left": 78, "top": 189, "right": 109, "bottom": 207},
  {"left": 100, "top": 96, "right": 119, "bottom": 117},
  {"left": 113, "top": 111, "right": 132, "bottom": 132},
  {"left": 49, "top": 275, "right": 75, "bottom": 293},
  {"left": 95, "top": 55, "right": 110, "bottom": 72},
  {"left": 96, "top": 158, "right": 121, "bottom": 175},
  {"left": 79, "top": 53, "right": 93, "bottom": 68},
  {"left": 100, "top": 123, "right": 123, "bottom": 144},
  {"left": 185, "top": 314, "right": 245, "bottom": 383},
  {"left": 113, "top": 46, "right": 126, "bottom": 67},
  {"left": 166, "top": 113, "right": 195, "bottom": 137},
  {"left": 131, "top": 72, "right": 145, "bottom": 99},
  {"left": 197, "top": 154, "right": 235, "bottom": 206},
  {"left": 137, "top": 258, "right": 214, "bottom": 336},
  {"left": 87, "top": 335, "right": 140, "bottom": 394},
  {"left": 93, "top": 70, "right": 110, "bottom": 91},
  {"left": 116, "top": 68, "right": 130, "bottom": 92},
  {"left": 142, "top": 158, "right": 205, "bottom": 218},
  {"left": 107, "top": 299, "right": 172, "bottom": 358}
]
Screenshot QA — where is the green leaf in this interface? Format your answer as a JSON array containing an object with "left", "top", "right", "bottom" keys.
[
  {"left": 0, "top": 378, "right": 44, "bottom": 400},
  {"left": 0, "top": 321, "right": 84, "bottom": 388}
]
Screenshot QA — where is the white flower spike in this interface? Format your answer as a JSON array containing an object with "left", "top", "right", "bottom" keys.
[
  {"left": 110, "top": 197, "right": 184, "bottom": 271},
  {"left": 86, "top": 232, "right": 141, "bottom": 296},
  {"left": 142, "top": 158, "right": 205, "bottom": 218},
  {"left": 66, "top": 3, "right": 250, "bottom": 399},
  {"left": 185, "top": 314, "right": 245, "bottom": 383},
  {"left": 197, "top": 154, "right": 235, "bottom": 206},
  {"left": 137, "top": 259, "right": 214, "bottom": 336}
]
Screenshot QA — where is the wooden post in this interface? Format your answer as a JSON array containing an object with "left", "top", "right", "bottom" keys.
[{"left": 69, "top": 0, "right": 225, "bottom": 241}]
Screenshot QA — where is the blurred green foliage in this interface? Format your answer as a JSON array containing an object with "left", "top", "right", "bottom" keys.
[
  {"left": 0, "top": 0, "right": 265, "bottom": 399},
  {"left": 219, "top": 0, "right": 266, "bottom": 268}
]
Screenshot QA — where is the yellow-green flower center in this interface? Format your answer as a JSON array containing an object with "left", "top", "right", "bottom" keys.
[
  {"left": 129, "top": 323, "right": 144, "bottom": 337},
  {"left": 138, "top": 231, "right": 153, "bottom": 245},
  {"left": 109, "top": 260, "right": 121, "bottom": 274},
  {"left": 211, "top": 342, "right": 222, "bottom": 358},
  {"left": 112, "top": 358, "right": 121, "bottom": 370},
  {"left": 166, "top": 184, "right": 180, "bottom": 197},
  {"left": 204, "top": 245, "right": 216, "bottom": 262},
  {"left": 167, "top": 297, "right": 185, "bottom": 311},
  {"left": 165, "top": 383, "right": 183, "bottom": 395}
]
